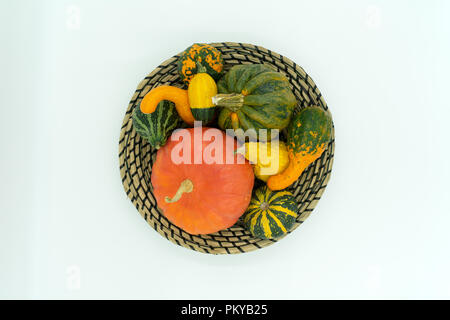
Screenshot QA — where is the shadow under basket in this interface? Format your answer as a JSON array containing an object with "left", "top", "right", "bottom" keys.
[{"left": 118, "top": 42, "right": 335, "bottom": 254}]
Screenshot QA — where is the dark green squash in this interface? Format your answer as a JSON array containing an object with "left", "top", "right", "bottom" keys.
[
  {"left": 215, "top": 64, "right": 297, "bottom": 141},
  {"left": 243, "top": 185, "right": 297, "bottom": 239},
  {"left": 132, "top": 100, "right": 181, "bottom": 149}
]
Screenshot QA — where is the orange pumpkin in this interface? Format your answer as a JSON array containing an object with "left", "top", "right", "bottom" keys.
[{"left": 151, "top": 127, "right": 254, "bottom": 235}]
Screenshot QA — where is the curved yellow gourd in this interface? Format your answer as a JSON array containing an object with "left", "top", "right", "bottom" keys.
[{"left": 140, "top": 85, "right": 195, "bottom": 125}]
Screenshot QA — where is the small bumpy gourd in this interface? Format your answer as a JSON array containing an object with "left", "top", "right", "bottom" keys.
[{"left": 177, "top": 43, "right": 224, "bottom": 84}]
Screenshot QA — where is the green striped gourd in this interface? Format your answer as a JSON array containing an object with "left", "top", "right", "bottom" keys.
[
  {"left": 132, "top": 100, "right": 181, "bottom": 149},
  {"left": 216, "top": 64, "right": 297, "bottom": 141},
  {"left": 243, "top": 185, "right": 297, "bottom": 239}
]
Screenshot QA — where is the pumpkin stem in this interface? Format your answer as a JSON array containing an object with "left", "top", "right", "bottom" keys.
[
  {"left": 164, "top": 179, "right": 194, "bottom": 203},
  {"left": 260, "top": 202, "right": 270, "bottom": 211},
  {"left": 212, "top": 93, "right": 244, "bottom": 112}
]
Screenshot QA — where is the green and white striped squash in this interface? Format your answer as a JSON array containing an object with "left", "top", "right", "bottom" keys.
[
  {"left": 132, "top": 100, "right": 181, "bottom": 149},
  {"left": 243, "top": 185, "right": 297, "bottom": 239}
]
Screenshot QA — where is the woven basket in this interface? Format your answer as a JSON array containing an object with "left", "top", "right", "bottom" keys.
[{"left": 119, "top": 42, "right": 335, "bottom": 254}]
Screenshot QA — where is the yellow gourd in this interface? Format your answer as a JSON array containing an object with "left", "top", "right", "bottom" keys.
[
  {"left": 236, "top": 141, "right": 290, "bottom": 182},
  {"left": 188, "top": 73, "right": 217, "bottom": 123}
]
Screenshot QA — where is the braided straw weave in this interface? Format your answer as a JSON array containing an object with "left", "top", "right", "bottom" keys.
[{"left": 119, "top": 42, "right": 335, "bottom": 254}]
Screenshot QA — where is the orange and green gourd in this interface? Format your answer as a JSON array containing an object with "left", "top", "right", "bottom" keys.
[
  {"left": 243, "top": 185, "right": 297, "bottom": 239},
  {"left": 267, "top": 106, "right": 332, "bottom": 191},
  {"left": 216, "top": 64, "right": 297, "bottom": 141},
  {"left": 177, "top": 43, "right": 224, "bottom": 85}
]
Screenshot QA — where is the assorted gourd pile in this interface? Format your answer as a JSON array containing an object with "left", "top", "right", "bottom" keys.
[{"left": 133, "top": 44, "right": 332, "bottom": 240}]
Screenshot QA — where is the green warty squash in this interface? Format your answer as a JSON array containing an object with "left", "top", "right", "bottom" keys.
[
  {"left": 267, "top": 106, "right": 332, "bottom": 191},
  {"left": 177, "top": 43, "right": 224, "bottom": 85}
]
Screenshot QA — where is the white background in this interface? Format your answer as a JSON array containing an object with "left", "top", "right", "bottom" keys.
[{"left": 1, "top": 0, "right": 450, "bottom": 299}]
